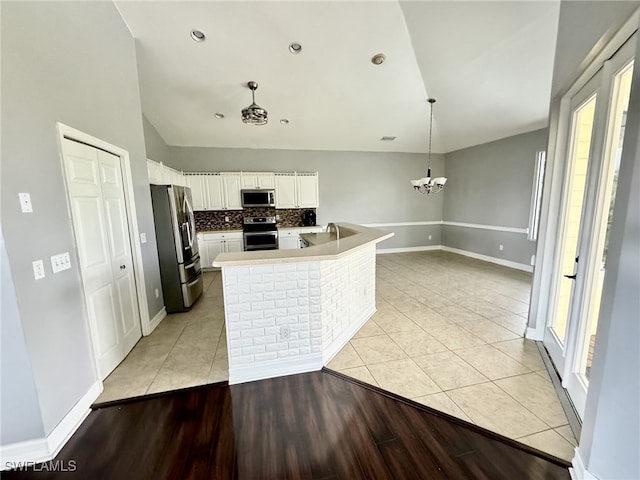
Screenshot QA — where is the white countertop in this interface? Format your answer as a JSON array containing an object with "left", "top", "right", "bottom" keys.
[{"left": 212, "top": 223, "right": 393, "bottom": 266}]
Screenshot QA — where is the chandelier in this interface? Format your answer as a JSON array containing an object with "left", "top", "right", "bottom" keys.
[
  {"left": 411, "top": 98, "right": 447, "bottom": 194},
  {"left": 241, "top": 81, "right": 268, "bottom": 125}
]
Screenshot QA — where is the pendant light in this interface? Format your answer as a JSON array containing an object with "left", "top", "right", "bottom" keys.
[
  {"left": 241, "top": 81, "right": 268, "bottom": 125},
  {"left": 411, "top": 98, "right": 447, "bottom": 194}
]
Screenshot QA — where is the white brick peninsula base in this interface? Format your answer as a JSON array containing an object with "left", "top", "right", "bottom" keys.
[{"left": 213, "top": 224, "right": 393, "bottom": 384}]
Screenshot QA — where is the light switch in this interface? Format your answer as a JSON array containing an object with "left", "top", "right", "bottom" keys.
[
  {"left": 32, "top": 260, "right": 45, "bottom": 280},
  {"left": 50, "top": 252, "right": 71, "bottom": 273},
  {"left": 19, "top": 193, "right": 33, "bottom": 213},
  {"left": 140, "top": 232, "right": 147, "bottom": 244}
]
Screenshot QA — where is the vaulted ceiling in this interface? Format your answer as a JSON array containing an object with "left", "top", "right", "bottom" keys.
[{"left": 116, "top": 1, "right": 560, "bottom": 154}]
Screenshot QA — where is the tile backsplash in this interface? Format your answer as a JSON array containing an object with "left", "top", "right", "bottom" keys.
[{"left": 194, "top": 208, "right": 317, "bottom": 231}]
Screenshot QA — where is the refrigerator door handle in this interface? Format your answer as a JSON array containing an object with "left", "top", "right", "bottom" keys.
[{"left": 183, "top": 194, "right": 196, "bottom": 250}]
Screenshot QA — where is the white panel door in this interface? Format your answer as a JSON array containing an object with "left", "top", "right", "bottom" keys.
[
  {"left": 296, "top": 174, "right": 319, "bottom": 208},
  {"left": 99, "top": 150, "right": 142, "bottom": 357},
  {"left": 225, "top": 238, "right": 243, "bottom": 253},
  {"left": 62, "top": 139, "right": 141, "bottom": 379}
]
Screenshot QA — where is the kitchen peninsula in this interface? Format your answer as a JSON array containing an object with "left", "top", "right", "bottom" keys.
[{"left": 212, "top": 223, "right": 393, "bottom": 384}]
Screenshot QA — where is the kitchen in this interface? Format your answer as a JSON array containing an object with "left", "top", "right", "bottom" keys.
[{"left": 3, "top": 1, "right": 638, "bottom": 478}]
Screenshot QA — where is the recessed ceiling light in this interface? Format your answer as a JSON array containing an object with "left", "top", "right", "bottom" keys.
[
  {"left": 190, "top": 29, "right": 206, "bottom": 42},
  {"left": 289, "top": 42, "right": 302, "bottom": 54},
  {"left": 380, "top": 136, "right": 396, "bottom": 141},
  {"left": 214, "top": 113, "right": 225, "bottom": 119},
  {"left": 371, "top": 53, "right": 386, "bottom": 65},
  {"left": 280, "top": 119, "right": 290, "bottom": 125}
]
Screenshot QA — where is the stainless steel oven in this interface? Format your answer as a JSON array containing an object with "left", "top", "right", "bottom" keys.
[{"left": 243, "top": 216, "right": 279, "bottom": 251}]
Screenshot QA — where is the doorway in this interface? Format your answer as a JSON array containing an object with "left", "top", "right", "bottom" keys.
[
  {"left": 544, "top": 36, "right": 635, "bottom": 418},
  {"left": 59, "top": 130, "right": 144, "bottom": 380}
]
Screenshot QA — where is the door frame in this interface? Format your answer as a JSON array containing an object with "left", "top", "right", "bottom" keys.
[
  {"left": 55, "top": 123, "right": 151, "bottom": 374},
  {"left": 527, "top": 10, "right": 640, "bottom": 342}
]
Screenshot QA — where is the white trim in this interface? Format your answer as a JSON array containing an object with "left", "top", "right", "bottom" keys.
[
  {"left": 323, "top": 306, "right": 376, "bottom": 364},
  {"left": 55, "top": 123, "right": 152, "bottom": 337},
  {"left": 570, "top": 448, "right": 599, "bottom": 480},
  {"left": 147, "top": 307, "right": 167, "bottom": 335},
  {"left": 526, "top": 326, "right": 545, "bottom": 341},
  {"left": 376, "top": 245, "right": 441, "bottom": 254},
  {"left": 441, "top": 246, "right": 533, "bottom": 272},
  {"left": 0, "top": 381, "right": 102, "bottom": 470},
  {"left": 228, "top": 353, "right": 322, "bottom": 385},
  {"left": 363, "top": 221, "right": 441, "bottom": 227},
  {"left": 442, "top": 221, "right": 529, "bottom": 235}
]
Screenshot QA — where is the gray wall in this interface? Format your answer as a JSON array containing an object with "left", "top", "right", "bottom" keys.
[
  {"left": 1, "top": 231, "right": 44, "bottom": 445},
  {"left": 551, "top": 1, "right": 640, "bottom": 98},
  {"left": 442, "top": 129, "right": 547, "bottom": 265},
  {"left": 1, "top": 2, "right": 163, "bottom": 437},
  {"left": 142, "top": 115, "right": 172, "bottom": 165},
  {"left": 169, "top": 146, "right": 445, "bottom": 249},
  {"left": 544, "top": 1, "right": 640, "bottom": 478}
]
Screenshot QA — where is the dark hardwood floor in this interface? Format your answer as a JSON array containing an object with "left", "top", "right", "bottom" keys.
[{"left": 4, "top": 369, "right": 570, "bottom": 480}]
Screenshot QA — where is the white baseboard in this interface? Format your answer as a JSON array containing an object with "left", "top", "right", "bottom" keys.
[
  {"left": 570, "top": 448, "right": 599, "bottom": 480},
  {"left": 147, "top": 307, "right": 167, "bottom": 336},
  {"left": 0, "top": 381, "right": 102, "bottom": 470},
  {"left": 377, "top": 245, "right": 441, "bottom": 254},
  {"left": 526, "top": 326, "right": 544, "bottom": 341},
  {"left": 323, "top": 306, "right": 376, "bottom": 365},
  {"left": 440, "top": 246, "right": 533, "bottom": 272},
  {"left": 229, "top": 353, "right": 323, "bottom": 385}
]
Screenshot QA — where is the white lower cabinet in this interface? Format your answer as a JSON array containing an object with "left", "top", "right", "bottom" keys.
[
  {"left": 279, "top": 227, "right": 324, "bottom": 250},
  {"left": 279, "top": 230, "right": 300, "bottom": 250},
  {"left": 199, "top": 232, "right": 243, "bottom": 268}
]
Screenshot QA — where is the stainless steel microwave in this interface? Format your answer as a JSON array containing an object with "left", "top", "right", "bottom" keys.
[{"left": 241, "top": 189, "right": 276, "bottom": 208}]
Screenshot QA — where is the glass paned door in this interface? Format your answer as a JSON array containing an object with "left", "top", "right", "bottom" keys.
[
  {"left": 574, "top": 61, "right": 633, "bottom": 384},
  {"left": 544, "top": 35, "right": 635, "bottom": 419},
  {"left": 550, "top": 94, "right": 597, "bottom": 346}
]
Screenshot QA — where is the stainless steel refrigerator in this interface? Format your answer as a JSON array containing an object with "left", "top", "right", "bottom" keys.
[{"left": 150, "top": 185, "right": 203, "bottom": 312}]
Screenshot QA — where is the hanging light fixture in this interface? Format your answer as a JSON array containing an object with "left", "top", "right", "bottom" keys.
[
  {"left": 411, "top": 98, "right": 447, "bottom": 194},
  {"left": 241, "top": 81, "right": 268, "bottom": 125}
]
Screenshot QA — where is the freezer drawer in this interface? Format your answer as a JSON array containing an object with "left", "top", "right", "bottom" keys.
[
  {"left": 182, "top": 271, "right": 203, "bottom": 308},
  {"left": 179, "top": 255, "right": 201, "bottom": 283}
]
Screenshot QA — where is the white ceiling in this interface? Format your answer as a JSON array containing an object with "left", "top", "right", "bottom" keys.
[{"left": 116, "top": 1, "right": 560, "bottom": 154}]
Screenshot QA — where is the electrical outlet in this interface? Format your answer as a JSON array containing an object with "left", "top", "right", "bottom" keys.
[
  {"left": 19, "top": 193, "right": 33, "bottom": 213},
  {"left": 155, "top": 288, "right": 159, "bottom": 298},
  {"left": 224, "top": 216, "right": 230, "bottom": 222},
  {"left": 499, "top": 244, "right": 504, "bottom": 251},
  {"left": 140, "top": 232, "right": 147, "bottom": 244},
  {"left": 280, "top": 326, "right": 290, "bottom": 340},
  {"left": 428, "top": 235, "right": 432, "bottom": 240},
  {"left": 32, "top": 260, "right": 45, "bottom": 280}
]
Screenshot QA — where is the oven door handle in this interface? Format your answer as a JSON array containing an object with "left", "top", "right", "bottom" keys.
[{"left": 243, "top": 231, "right": 278, "bottom": 237}]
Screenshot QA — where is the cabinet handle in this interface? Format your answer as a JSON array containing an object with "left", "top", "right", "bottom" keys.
[{"left": 120, "top": 265, "right": 126, "bottom": 270}]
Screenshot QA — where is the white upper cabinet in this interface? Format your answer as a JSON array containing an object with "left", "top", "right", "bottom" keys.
[
  {"left": 275, "top": 174, "right": 297, "bottom": 208},
  {"left": 147, "top": 159, "right": 162, "bottom": 184},
  {"left": 186, "top": 174, "right": 208, "bottom": 210},
  {"left": 222, "top": 173, "right": 242, "bottom": 210},
  {"left": 241, "top": 172, "right": 275, "bottom": 189},
  {"left": 185, "top": 173, "right": 242, "bottom": 211},
  {"left": 148, "top": 159, "right": 187, "bottom": 186},
  {"left": 296, "top": 173, "right": 319, "bottom": 208},
  {"left": 205, "top": 174, "right": 224, "bottom": 211},
  {"left": 275, "top": 172, "right": 319, "bottom": 209}
]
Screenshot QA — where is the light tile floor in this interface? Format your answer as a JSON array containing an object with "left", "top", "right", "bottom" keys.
[
  {"left": 98, "top": 251, "right": 577, "bottom": 460},
  {"left": 329, "top": 251, "right": 577, "bottom": 460},
  {"left": 96, "top": 271, "right": 229, "bottom": 403}
]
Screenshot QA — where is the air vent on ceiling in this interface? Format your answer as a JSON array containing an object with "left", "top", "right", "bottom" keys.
[{"left": 380, "top": 136, "right": 396, "bottom": 141}]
